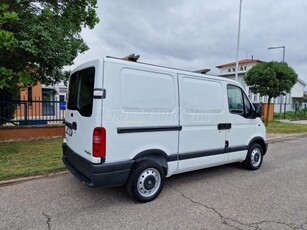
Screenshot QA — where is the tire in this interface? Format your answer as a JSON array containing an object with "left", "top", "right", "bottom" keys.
[
  {"left": 243, "top": 143, "right": 263, "bottom": 170},
  {"left": 126, "top": 160, "right": 165, "bottom": 203}
]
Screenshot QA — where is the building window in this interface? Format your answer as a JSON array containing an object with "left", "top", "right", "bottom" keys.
[
  {"left": 60, "top": 95, "right": 65, "bottom": 102},
  {"left": 262, "top": 96, "right": 266, "bottom": 103},
  {"left": 28, "top": 87, "right": 32, "bottom": 100},
  {"left": 28, "top": 87, "right": 32, "bottom": 106}
]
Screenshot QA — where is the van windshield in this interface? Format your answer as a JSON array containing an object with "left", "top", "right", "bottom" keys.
[{"left": 67, "top": 67, "right": 95, "bottom": 117}]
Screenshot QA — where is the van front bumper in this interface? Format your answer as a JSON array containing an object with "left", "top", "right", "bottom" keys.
[
  {"left": 62, "top": 143, "right": 134, "bottom": 187},
  {"left": 264, "top": 142, "right": 268, "bottom": 155}
]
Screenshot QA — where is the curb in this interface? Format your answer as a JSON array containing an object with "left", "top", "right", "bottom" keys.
[
  {"left": 0, "top": 170, "right": 69, "bottom": 187},
  {"left": 1, "top": 133, "right": 307, "bottom": 187},
  {"left": 267, "top": 132, "right": 307, "bottom": 142}
]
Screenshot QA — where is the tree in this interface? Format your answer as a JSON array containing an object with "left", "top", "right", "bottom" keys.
[
  {"left": 245, "top": 61, "right": 297, "bottom": 126},
  {"left": 0, "top": 3, "right": 19, "bottom": 92},
  {"left": 0, "top": 0, "right": 99, "bottom": 93},
  {"left": 0, "top": 4, "right": 19, "bottom": 124}
]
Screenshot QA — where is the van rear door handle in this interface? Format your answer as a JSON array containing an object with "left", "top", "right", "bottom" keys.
[
  {"left": 217, "top": 123, "right": 231, "bottom": 130},
  {"left": 65, "top": 121, "right": 77, "bottom": 130}
]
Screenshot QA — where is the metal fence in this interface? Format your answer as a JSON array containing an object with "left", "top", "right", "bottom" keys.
[
  {"left": 272, "top": 102, "right": 307, "bottom": 120},
  {"left": 0, "top": 99, "right": 66, "bottom": 126},
  {"left": 1, "top": 99, "right": 306, "bottom": 126}
]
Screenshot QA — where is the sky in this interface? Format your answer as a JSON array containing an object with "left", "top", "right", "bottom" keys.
[{"left": 69, "top": 0, "right": 307, "bottom": 86}]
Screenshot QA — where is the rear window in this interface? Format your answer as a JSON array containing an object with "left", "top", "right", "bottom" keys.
[{"left": 67, "top": 67, "right": 95, "bottom": 117}]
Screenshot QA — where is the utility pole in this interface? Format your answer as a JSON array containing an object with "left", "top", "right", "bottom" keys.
[{"left": 235, "top": 0, "right": 243, "bottom": 82}]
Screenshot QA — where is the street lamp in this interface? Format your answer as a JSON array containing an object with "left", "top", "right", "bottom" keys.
[
  {"left": 235, "top": 0, "right": 243, "bottom": 82},
  {"left": 268, "top": 46, "right": 285, "bottom": 62},
  {"left": 268, "top": 45, "right": 286, "bottom": 119}
]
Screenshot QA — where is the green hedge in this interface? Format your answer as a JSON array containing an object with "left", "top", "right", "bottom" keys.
[
  {"left": 0, "top": 89, "right": 16, "bottom": 125},
  {"left": 274, "top": 110, "right": 307, "bottom": 120}
]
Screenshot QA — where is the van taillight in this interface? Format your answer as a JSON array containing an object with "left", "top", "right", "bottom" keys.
[{"left": 93, "top": 127, "right": 106, "bottom": 158}]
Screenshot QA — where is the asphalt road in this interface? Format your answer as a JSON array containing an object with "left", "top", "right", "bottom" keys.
[{"left": 1, "top": 135, "right": 307, "bottom": 230}]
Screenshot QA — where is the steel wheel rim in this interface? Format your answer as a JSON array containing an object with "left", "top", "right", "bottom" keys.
[
  {"left": 251, "top": 148, "right": 261, "bottom": 167},
  {"left": 137, "top": 168, "right": 161, "bottom": 198}
]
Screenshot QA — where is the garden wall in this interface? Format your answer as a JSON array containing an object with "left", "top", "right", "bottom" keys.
[{"left": 0, "top": 125, "right": 65, "bottom": 142}]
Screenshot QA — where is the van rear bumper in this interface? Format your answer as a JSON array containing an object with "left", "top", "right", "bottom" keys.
[{"left": 62, "top": 143, "right": 134, "bottom": 187}]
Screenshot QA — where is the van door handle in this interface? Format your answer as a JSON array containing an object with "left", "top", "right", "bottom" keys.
[
  {"left": 72, "top": 122, "right": 77, "bottom": 130},
  {"left": 217, "top": 123, "right": 231, "bottom": 130},
  {"left": 65, "top": 121, "right": 77, "bottom": 130}
]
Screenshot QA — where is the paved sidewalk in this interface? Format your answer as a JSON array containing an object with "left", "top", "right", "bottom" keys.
[
  {"left": 267, "top": 132, "right": 307, "bottom": 140},
  {"left": 278, "top": 119, "right": 307, "bottom": 124}
]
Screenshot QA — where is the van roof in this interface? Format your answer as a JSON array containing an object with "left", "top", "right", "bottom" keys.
[{"left": 76, "top": 57, "right": 241, "bottom": 86}]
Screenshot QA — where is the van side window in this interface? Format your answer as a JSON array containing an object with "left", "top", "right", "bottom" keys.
[
  {"left": 67, "top": 67, "right": 95, "bottom": 117},
  {"left": 227, "top": 85, "right": 253, "bottom": 117}
]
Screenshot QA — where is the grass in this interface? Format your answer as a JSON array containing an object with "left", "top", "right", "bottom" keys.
[
  {"left": 1, "top": 121, "right": 307, "bottom": 180},
  {"left": 0, "top": 138, "right": 65, "bottom": 180},
  {"left": 274, "top": 110, "right": 307, "bottom": 120},
  {"left": 267, "top": 121, "right": 307, "bottom": 134}
]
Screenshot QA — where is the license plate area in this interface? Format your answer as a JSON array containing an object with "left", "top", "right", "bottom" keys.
[{"left": 66, "top": 126, "right": 73, "bottom": 136}]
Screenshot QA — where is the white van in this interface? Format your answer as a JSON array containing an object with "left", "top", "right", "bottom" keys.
[{"left": 63, "top": 57, "right": 268, "bottom": 202}]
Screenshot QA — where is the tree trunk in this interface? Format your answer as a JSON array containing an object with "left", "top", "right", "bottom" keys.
[{"left": 265, "top": 97, "right": 272, "bottom": 127}]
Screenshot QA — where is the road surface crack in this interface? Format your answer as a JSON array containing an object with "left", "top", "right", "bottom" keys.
[
  {"left": 249, "top": 220, "right": 306, "bottom": 230},
  {"left": 42, "top": 212, "right": 51, "bottom": 230},
  {"left": 167, "top": 184, "right": 305, "bottom": 230},
  {"left": 167, "top": 184, "right": 248, "bottom": 229}
]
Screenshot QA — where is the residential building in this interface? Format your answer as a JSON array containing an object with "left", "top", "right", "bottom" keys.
[{"left": 18, "top": 82, "right": 67, "bottom": 118}]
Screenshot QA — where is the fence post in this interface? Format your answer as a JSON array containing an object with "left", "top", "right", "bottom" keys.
[
  {"left": 24, "top": 102, "right": 28, "bottom": 125},
  {"left": 283, "top": 103, "right": 286, "bottom": 119},
  {"left": 305, "top": 104, "right": 306, "bottom": 118}
]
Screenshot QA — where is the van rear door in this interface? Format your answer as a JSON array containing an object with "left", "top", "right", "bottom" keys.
[{"left": 65, "top": 60, "right": 103, "bottom": 164}]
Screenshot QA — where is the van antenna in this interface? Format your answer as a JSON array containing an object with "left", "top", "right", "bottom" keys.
[{"left": 122, "top": 54, "right": 140, "bottom": 62}]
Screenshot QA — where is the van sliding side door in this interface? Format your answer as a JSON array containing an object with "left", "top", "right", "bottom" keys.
[{"left": 177, "top": 74, "right": 227, "bottom": 173}]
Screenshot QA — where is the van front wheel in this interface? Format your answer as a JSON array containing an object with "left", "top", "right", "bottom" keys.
[
  {"left": 243, "top": 143, "right": 263, "bottom": 170},
  {"left": 126, "top": 160, "right": 165, "bottom": 203}
]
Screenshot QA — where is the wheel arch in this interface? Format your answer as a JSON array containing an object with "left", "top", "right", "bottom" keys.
[
  {"left": 248, "top": 137, "right": 267, "bottom": 155},
  {"left": 133, "top": 149, "right": 171, "bottom": 174}
]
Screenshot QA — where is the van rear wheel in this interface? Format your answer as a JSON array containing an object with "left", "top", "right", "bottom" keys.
[
  {"left": 126, "top": 160, "right": 165, "bottom": 203},
  {"left": 243, "top": 143, "right": 263, "bottom": 170}
]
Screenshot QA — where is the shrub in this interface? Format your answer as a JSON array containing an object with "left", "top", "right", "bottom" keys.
[
  {"left": 274, "top": 110, "right": 307, "bottom": 120},
  {"left": 0, "top": 89, "right": 16, "bottom": 125}
]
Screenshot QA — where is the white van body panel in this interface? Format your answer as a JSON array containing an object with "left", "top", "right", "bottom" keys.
[{"left": 101, "top": 59, "right": 179, "bottom": 167}]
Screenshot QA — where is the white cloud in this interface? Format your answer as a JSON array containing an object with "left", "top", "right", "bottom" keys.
[{"left": 69, "top": 0, "right": 307, "bottom": 85}]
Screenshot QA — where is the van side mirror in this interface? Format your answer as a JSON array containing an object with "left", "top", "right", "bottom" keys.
[{"left": 252, "top": 103, "right": 262, "bottom": 118}]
